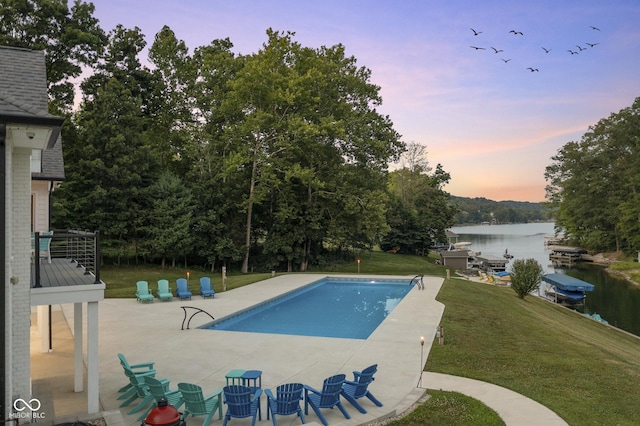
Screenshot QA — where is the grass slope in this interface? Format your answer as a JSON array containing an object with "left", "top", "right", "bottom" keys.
[{"left": 428, "top": 278, "right": 640, "bottom": 425}]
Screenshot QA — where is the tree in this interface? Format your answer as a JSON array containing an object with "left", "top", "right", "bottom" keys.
[
  {"left": 145, "top": 171, "right": 195, "bottom": 268},
  {"left": 221, "top": 29, "right": 403, "bottom": 272},
  {"left": 53, "top": 25, "right": 158, "bottom": 263},
  {"left": 384, "top": 143, "right": 457, "bottom": 254},
  {"left": 545, "top": 97, "right": 640, "bottom": 253},
  {"left": 510, "top": 258, "right": 543, "bottom": 299},
  {"left": 0, "top": 0, "right": 107, "bottom": 112}
]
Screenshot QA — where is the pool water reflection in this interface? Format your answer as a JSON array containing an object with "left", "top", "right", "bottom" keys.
[{"left": 203, "top": 277, "right": 413, "bottom": 339}]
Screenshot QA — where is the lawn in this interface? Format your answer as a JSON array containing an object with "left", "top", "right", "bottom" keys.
[
  {"left": 427, "top": 278, "right": 640, "bottom": 425},
  {"left": 100, "top": 252, "right": 640, "bottom": 424}
]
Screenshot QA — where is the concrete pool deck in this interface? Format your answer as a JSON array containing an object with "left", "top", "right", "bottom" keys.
[{"left": 30, "top": 273, "right": 568, "bottom": 425}]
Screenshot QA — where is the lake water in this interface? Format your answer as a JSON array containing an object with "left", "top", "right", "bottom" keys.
[{"left": 450, "top": 222, "right": 640, "bottom": 336}]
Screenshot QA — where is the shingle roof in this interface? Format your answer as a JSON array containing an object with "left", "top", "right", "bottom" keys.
[
  {"left": 0, "top": 45, "right": 49, "bottom": 116},
  {"left": 0, "top": 45, "right": 65, "bottom": 180}
]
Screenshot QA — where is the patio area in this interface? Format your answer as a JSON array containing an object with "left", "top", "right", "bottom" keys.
[{"left": 31, "top": 274, "right": 444, "bottom": 425}]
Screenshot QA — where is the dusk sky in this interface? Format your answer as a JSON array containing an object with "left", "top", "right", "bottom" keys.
[{"left": 86, "top": 0, "right": 640, "bottom": 202}]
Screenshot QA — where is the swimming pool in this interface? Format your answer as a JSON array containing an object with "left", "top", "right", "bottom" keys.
[{"left": 202, "top": 277, "right": 414, "bottom": 339}]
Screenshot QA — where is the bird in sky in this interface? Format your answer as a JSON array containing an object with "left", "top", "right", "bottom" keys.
[
  {"left": 501, "top": 58, "right": 511, "bottom": 63},
  {"left": 590, "top": 26, "right": 601, "bottom": 31},
  {"left": 527, "top": 67, "right": 539, "bottom": 72},
  {"left": 586, "top": 42, "right": 600, "bottom": 47},
  {"left": 577, "top": 45, "right": 587, "bottom": 51},
  {"left": 542, "top": 47, "right": 551, "bottom": 53},
  {"left": 568, "top": 49, "right": 579, "bottom": 55},
  {"left": 470, "top": 46, "right": 486, "bottom": 50},
  {"left": 470, "top": 28, "right": 482, "bottom": 36},
  {"left": 509, "top": 30, "right": 524, "bottom": 35},
  {"left": 491, "top": 47, "right": 504, "bottom": 53}
]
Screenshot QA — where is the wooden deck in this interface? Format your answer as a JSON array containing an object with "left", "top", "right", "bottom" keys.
[{"left": 31, "top": 257, "right": 101, "bottom": 288}]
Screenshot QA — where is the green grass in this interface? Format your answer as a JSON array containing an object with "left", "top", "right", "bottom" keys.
[
  {"left": 100, "top": 253, "right": 640, "bottom": 424},
  {"left": 608, "top": 261, "right": 639, "bottom": 271},
  {"left": 607, "top": 261, "right": 640, "bottom": 283},
  {"left": 101, "top": 251, "right": 448, "bottom": 298},
  {"left": 386, "top": 390, "right": 505, "bottom": 426},
  {"left": 101, "top": 265, "right": 272, "bottom": 298},
  {"left": 428, "top": 278, "right": 640, "bottom": 425},
  {"left": 310, "top": 250, "right": 449, "bottom": 277}
]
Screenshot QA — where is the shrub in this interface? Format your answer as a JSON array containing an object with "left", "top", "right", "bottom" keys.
[{"left": 510, "top": 258, "right": 543, "bottom": 299}]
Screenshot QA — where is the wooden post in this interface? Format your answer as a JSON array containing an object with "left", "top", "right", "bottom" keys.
[
  {"left": 446, "top": 269, "right": 450, "bottom": 279},
  {"left": 222, "top": 266, "right": 227, "bottom": 291},
  {"left": 438, "top": 325, "right": 444, "bottom": 345}
]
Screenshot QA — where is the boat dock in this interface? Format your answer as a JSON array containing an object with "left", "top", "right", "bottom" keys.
[{"left": 542, "top": 273, "right": 595, "bottom": 306}]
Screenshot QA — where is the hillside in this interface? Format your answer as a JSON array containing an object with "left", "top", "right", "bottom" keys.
[{"left": 451, "top": 196, "right": 552, "bottom": 224}]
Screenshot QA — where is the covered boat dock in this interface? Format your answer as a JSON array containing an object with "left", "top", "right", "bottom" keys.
[{"left": 542, "top": 273, "right": 595, "bottom": 306}]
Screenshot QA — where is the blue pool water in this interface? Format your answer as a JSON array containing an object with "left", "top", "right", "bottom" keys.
[{"left": 203, "top": 277, "right": 413, "bottom": 339}]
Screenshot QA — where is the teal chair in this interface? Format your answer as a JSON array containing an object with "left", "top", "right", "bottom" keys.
[
  {"left": 141, "top": 376, "right": 185, "bottom": 420},
  {"left": 117, "top": 353, "right": 156, "bottom": 398},
  {"left": 157, "top": 279, "right": 173, "bottom": 301},
  {"left": 199, "top": 277, "right": 215, "bottom": 298},
  {"left": 136, "top": 281, "right": 154, "bottom": 303},
  {"left": 178, "top": 382, "right": 223, "bottom": 426},
  {"left": 176, "top": 278, "right": 192, "bottom": 300},
  {"left": 31, "top": 231, "right": 53, "bottom": 263}
]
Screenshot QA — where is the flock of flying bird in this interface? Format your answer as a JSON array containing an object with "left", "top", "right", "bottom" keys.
[{"left": 468, "top": 25, "right": 601, "bottom": 72}]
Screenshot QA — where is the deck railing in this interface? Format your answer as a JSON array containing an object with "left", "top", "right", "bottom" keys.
[{"left": 32, "top": 229, "right": 101, "bottom": 288}]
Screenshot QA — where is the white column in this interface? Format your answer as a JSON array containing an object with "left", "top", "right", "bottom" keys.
[
  {"left": 74, "top": 303, "right": 83, "bottom": 392},
  {"left": 87, "top": 301, "right": 99, "bottom": 413},
  {"left": 37, "top": 305, "right": 50, "bottom": 353}
]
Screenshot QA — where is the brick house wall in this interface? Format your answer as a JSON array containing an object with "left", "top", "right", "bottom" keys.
[{"left": 9, "top": 147, "right": 32, "bottom": 402}]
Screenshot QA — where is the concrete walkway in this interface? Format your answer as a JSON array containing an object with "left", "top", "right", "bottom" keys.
[
  {"left": 27, "top": 274, "right": 567, "bottom": 426},
  {"left": 422, "top": 372, "right": 568, "bottom": 426}
]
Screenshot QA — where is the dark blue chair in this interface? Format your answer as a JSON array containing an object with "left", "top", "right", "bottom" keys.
[
  {"left": 176, "top": 278, "right": 192, "bottom": 300},
  {"left": 222, "top": 385, "right": 262, "bottom": 426},
  {"left": 340, "top": 364, "right": 383, "bottom": 413},
  {"left": 265, "top": 383, "right": 305, "bottom": 425},
  {"left": 304, "top": 374, "right": 349, "bottom": 426}
]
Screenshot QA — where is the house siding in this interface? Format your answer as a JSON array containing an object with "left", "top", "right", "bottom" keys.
[{"left": 31, "top": 180, "right": 50, "bottom": 231}]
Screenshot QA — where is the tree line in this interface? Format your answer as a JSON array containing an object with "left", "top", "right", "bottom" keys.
[
  {"left": 452, "top": 196, "right": 552, "bottom": 225},
  {"left": 2, "top": 1, "right": 458, "bottom": 272},
  {"left": 545, "top": 96, "right": 640, "bottom": 253}
]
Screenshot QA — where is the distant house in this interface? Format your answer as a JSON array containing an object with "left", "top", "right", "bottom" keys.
[
  {"left": 445, "top": 230, "right": 459, "bottom": 245},
  {"left": 439, "top": 250, "right": 470, "bottom": 270},
  {"left": 1, "top": 45, "right": 104, "bottom": 418}
]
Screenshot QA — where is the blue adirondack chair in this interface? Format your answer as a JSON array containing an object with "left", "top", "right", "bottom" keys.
[
  {"left": 157, "top": 279, "right": 173, "bottom": 301},
  {"left": 265, "top": 383, "right": 305, "bottom": 426},
  {"left": 199, "top": 277, "right": 215, "bottom": 298},
  {"left": 136, "top": 281, "right": 154, "bottom": 303},
  {"left": 176, "top": 278, "right": 192, "bottom": 300},
  {"left": 340, "top": 364, "right": 383, "bottom": 413},
  {"left": 178, "top": 382, "right": 223, "bottom": 426},
  {"left": 222, "top": 385, "right": 262, "bottom": 426},
  {"left": 304, "top": 374, "right": 350, "bottom": 426}
]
